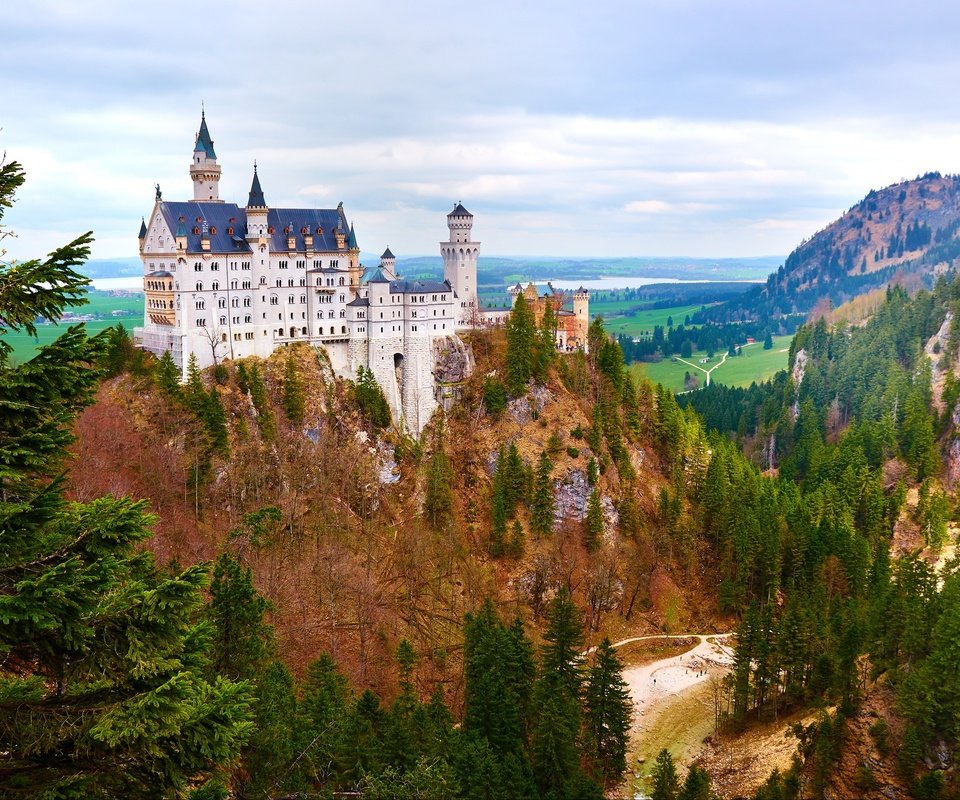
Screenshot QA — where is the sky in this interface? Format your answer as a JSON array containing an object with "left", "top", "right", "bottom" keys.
[{"left": 4, "top": 0, "right": 960, "bottom": 262}]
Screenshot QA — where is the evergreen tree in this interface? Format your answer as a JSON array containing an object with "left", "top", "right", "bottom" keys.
[
  {"left": 247, "top": 362, "right": 277, "bottom": 440},
  {"left": 583, "top": 638, "right": 632, "bottom": 787},
  {"left": 282, "top": 352, "right": 306, "bottom": 423},
  {"left": 529, "top": 451, "right": 555, "bottom": 536},
  {"left": 185, "top": 352, "right": 208, "bottom": 416},
  {"left": 678, "top": 765, "right": 713, "bottom": 800},
  {"left": 505, "top": 293, "right": 536, "bottom": 395},
  {"left": 482, "top": 375, "right": 508, "bottom": 416},
  {"left": 207, "top": 553, "right": 272, "bottom": 680},
  {"left": 156, "top": 349, "right": 182, "bottom": 398},
  {"left": 241, "top": 660, "right": 297, "bottom": 798},
  {"left": 508, "top": 518, "right": 525, "bottom": 559},
  {"left": 650, "top": 749, "right": 680, "bottom": 800},
  {"left": 354, "top": 365, "right": 391, "bottom": 429},
  {"left": 424, "top": 438, "right": 455, "bottom": 531},
  {"left": 204, "top": 385, "right": 230, "bottom": 454},
  {"left": 294, "top": 653, "right": 351, "bottom": 787},
  {"left": 763, "top": 331, "right": 774, "bottom": 350},
  {"left": 585, "top": 487, "right": 604, "bottom": 552},
  {"left": 0, "top": 160, "right": 253, "bottom": 797},
  {"left": 531, "top": 590, "right": 588, "bottom": 797},
  {"left": 535, "top": 299, "right": 557, "bottom": 381}
]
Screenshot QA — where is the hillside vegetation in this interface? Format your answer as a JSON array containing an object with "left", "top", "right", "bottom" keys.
[{"left": 709, "top": 173, "right": 960, "bottom": 322}]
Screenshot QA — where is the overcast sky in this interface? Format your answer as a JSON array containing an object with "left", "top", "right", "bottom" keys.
[{"left": 4, "top": 0, "right": 960, "bottom": 262}]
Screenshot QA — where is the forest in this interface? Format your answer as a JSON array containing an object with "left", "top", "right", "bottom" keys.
[{"left": 4, "top": 155, "right": 960, "bottom": 800}]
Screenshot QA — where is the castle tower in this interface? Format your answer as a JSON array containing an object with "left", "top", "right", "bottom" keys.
[
  {"left": 379, "top": 247, "right": 397, "bottom": 280},
  {"left": 190, "top": 111, "right": 222, "bottom": 202},
  {"left": 440, "top": 202, "right": 479, "bottom": 327},
  {"left": 573, "top": 286, "right": 590, "bottom": 352}
]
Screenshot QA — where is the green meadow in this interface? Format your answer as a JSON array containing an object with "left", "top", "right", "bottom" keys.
[{"left": 630, "top": 334, "right": 793, "bottom": 393}]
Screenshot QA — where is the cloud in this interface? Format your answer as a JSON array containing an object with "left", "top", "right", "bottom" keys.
[{"left": 6, "top": 0, "right": 960, "bottom": 260}]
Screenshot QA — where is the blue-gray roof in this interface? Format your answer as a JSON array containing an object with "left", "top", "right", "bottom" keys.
[
  {"left": 348, "top": 223, "right": 358, "bottom": 249},
  {"left": 389, "top": 279, "right": 450, "bottom": 294},
  {"left": 157, "top": 201, "right": 352, "bottom": 255},
  {"left": 381, "top": 247, "right": 395, "bottom": 259},
  {"left": 195, "top": 113, "right": 216, "bottom": 159},
  {"left": 347, "top": 296, "right": 369, "bottom": 307},
  {"left": 449, "top": 202, "right": 472, "bottom": 217},
  {"left": 146, "top": 270, "right": 173, "bottom": 278},
  {"left": 367, "top": 267, "right": 391, "bottom": 283},
  {"left": 139, "top": 217, "right": 147, "bottom": 238}
]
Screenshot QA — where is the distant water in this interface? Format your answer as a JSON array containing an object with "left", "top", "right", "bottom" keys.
[
  {"left": 90, "top": 277, "right": 143, "bottom": 291},
  {"left": 535, "top": 277, "right": 761, "bottom": 291}
]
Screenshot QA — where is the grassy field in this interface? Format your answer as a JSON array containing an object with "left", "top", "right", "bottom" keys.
[
  {"left": 3, "top": 289, "right": 143, "bottom": 364},
  {"left": 631, "top": 334, "right": 793, "bottom": 393},
  {"left": 596, "top": 303, "right": 708, "bottom": 337}
]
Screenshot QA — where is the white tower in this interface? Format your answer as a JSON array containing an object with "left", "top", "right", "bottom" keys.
[
  {"left": 189, "top": 111, "right": 222, "bottom": 202},
  {"left": 441, "top": 203, "right": 479, "bottom": 327}
]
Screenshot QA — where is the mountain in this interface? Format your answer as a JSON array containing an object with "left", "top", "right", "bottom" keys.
[{"left": 708, "top": 172, "right": 960, "bottom": 322}]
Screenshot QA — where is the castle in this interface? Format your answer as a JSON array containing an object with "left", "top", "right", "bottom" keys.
[{"left": 133, "top": 113, "right": 587, "bottom": 431}]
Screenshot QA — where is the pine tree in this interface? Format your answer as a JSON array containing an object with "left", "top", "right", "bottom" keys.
[
  {"left": 207, "top": 553, "right": 272, "bottom": 680},
  {"left": 355, "top": 365, "right": 391, "bottom": 429},
  {"left": 531, "top": 590, "right": 588, "bottom": 798},
  {"left": 678, "top": 765, "right": 712, "bottom": 800},
  {"left": 242, "top": 659, "right": 297, "bottom": 798},
  {"left": 650, "top": 749, "right": 680, "bottom": 800},
  {"left": 508, "top": 518, "right": 525, "bottom": 558},
  {"left": 204, "top": 385, "right": 230, "bottom": 454},
  {"left": 282, "top": 352, "right": 306, "bottom": 423},
  {"left": 763, "top": 331, "right": 774, "bottom": 350},
  {"left": 583, "top": 638, "right": 632, "bottom": 787},
  {"left": 585, "top": 487, "right": 604, "bottom": 552},
  {"left": 535, "top": 299, "right": 557, "bottom": 381},
  {"left": 529, "top": 451, "right": 555, "bottom": 536},
  {"left": 185, "top": 352, "right": 207, "bottom": 416},
  {"left": 294, "top": 653, "right": 351, "bottom": 787},
  {"left": 424, "top": 439, "right": 455, "bottom": 531},
  {"left": 505, "top": 293, "right": 536, "bottom": 395},
  {"left": 0, "top": 160, "right": 253, "bottom": 797},
  {"left": 156, "top": 349, "right": 182, "bottom": 398}
]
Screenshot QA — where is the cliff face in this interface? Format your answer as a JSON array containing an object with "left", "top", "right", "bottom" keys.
[
  {"left": 67, "top": 335, "right": 722, "bottom": 699},
  {"left": 712, "top": 173, "right": 960, "bottom": 323}
]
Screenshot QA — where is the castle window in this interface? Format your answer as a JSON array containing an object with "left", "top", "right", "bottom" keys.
[
  {"left": 260, "top": 277, "right": 267, "bottom": 285},
  {"left": 303, "top": 327, "right": 308, "bottom": 335},
  {"left": 219, "top": 315, "right": 227, "bottom": 325},
  {"left": 243, "top": 297, "right": 251, "bottom": 307},
  {"left": 288, "top": 295, "right": 294, "bottom": 304},
  {"left": 300, "top": 279, "right": 306, "bottom": 287},
  {"left": 268, "top": 226, "right": 275, "bottom": 234},
  {"left": 195, "top": 299, "right": 205, "bottom": 310},
  {"left": 340, "top": 310, "right": 345, "bottom": 318},
  {"left": 211, "top": 262, "right": 219, "bottom": 271},
  {"left": 296, "top": 260, "right": 305, "bottom": 268},
  {"left": 300, "top": 295, "right": 306, "bottom": 304},
  {"left": 313, "top": 260, "right": 321, "bottom": 268},
  {"left": 412, "top": 325, "right": 417, "bottom": 331},
  {"left": 232, "top": 298, "right": 239, "bottom": 307},
  {"left": 233, "top": 316, "right": 240, "bottom": 324},
  {"left": 276, "top": 279, "right": 282, "bottom": 287},
  {"left": 195, "top": 282, "right": 203, "bottom": 291},
  {"left": 288, "top": 279, "right": 294, "bottom": 287},
  {"left": 194, "top": 263, "right": 203, "bottom": 272},
  {"left": 270, "top": 296, "right": 278, "bottom": 306},
  {"left": 196, "top": 318, "right": 206, "bottom": 327},
  {"left": 242, "top": 280, "right": 251, "bottom": 289},
  {"left": 339, "top": 277, "right": 345, "bottom": 286},
  {"left": 210, "top": 227, "right": 217, "bottom": 235},
  {"left": 279, "top": 260, "right": 288, "bottom": 269},
  {"left": 244, "top": 314, "right": 251, "bottom": 323},
  {"left": 342, "top": 325, "right": 346, "bottom": 334},
  {"left": 242, "top": 261, "right": 250, "bottom": 270},
  {"left": 212, "top": 281, "right": 219, "bottom": 291},
  {"left": 231, "top": 280, "right": 238, "bottom": 289}
]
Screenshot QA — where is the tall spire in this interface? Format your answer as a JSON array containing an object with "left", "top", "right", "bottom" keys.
[
  {"left": 347, "top": 222, "right": 358, "bottom": 249},
  {"left": 247, "top": 162, "right": 266, "bottom": 208},
  {"left": 194, "top": 109, "right": 217, "bottom": 159}
]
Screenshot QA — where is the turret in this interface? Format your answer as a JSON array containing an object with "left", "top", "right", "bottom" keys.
[
  {"left": 573, "top": 286, "right": 590, "bottom": 352},
  {"left": 245, "top": 164, "right": 268, "bottom": 241},
  {"left": 379, "top": 247, "right": 397, "bottom": 280},
  {"left": 138, "top": 217, "right": 147, "bottom": 253},
  {"left": 175, "top": 216, "right": 188, "bottom": 252},
  {"left": 440, "top": 202, "right": 480, "bottom": 327},
  {"left": 189, "top": 110, "right": 222, "bottom": 202}
]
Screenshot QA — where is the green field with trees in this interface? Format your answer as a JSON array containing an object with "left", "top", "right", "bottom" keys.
[{"left": 630, "top": 334, "right": 793, "bottom": 393}]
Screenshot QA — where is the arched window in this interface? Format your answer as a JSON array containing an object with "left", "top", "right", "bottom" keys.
[
  {"left": 211, "top": 281, "right": 219, "bottom": 291},
  {"left": 232, "top": 297, "right": 239, "bottom": 307},
  {"left": 243, "top": 297, "right": 251, "bottom": 307},
  {"left": 219, "top": 315, "right": 227, "bottom": 325},
  {"left": 195, "top": 281, "right": 203, "bottom": 291},
  {"left": 218, "top": 298, "right": 226, "bottom": 308},
  {"left": 195, "top": 299, "right": 205, "bottom": 310}
]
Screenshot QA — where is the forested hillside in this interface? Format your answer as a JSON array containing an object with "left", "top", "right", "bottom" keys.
[
  {"left": 7, "top": 152, "right": 960, "bottom": 799},
  {"left": 707, "top": 173, "right": 960, "bottom": 323}
]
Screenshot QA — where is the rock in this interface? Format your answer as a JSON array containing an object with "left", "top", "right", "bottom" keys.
[
  {"left": 507, "top": 383, "right": 553, "bottom": 425},
  {"left": 554, "top": 469, "right": 589, "bottom": 526}
]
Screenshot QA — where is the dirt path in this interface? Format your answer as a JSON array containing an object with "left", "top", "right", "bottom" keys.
[
  {"left": 674, "top": 352, "right": 728, "bottom": 386},
  {"left": 612, "top": 634, "right": 735, "bottom": 795}
]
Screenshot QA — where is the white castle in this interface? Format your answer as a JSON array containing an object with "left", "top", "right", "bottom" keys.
[{"left": 134, "top": 114, "right": 586, "bottom": 432}]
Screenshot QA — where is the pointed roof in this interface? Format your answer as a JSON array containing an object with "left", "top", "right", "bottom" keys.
[
  {"left": 575, "top": 285, "right": 589, "bottom": 294},
  {"left": 175, "top": 216, "right": 188, "bottom": 237},
  {"left": 368, "top": 267, "right": 391, "bottom": 283},
  {"left": 448, "top": 202, "right": 472, "bottom": 217},
  {"left": 194, "top": 111, "right": 217, "bottom": 159},
  {"left": 381, "top": 247, "right": 395, "bottom": 260},
  {"left": 247, "top": 165, "right": 266, "bottom": 207},
  {"left": 138, "top": 217, "right": 147, "bottom": 239},
  {"left": 347, "top": 223, "right": 358, "bottom": 249}
]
